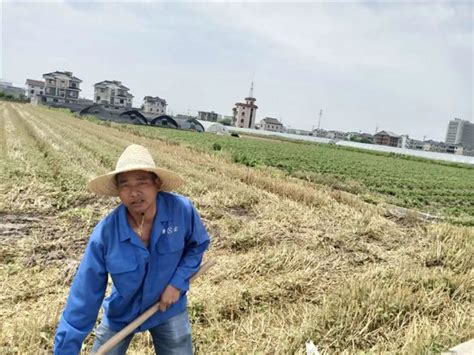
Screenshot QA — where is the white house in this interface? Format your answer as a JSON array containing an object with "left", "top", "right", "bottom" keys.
[
  {"left": 142, "top": 96, "right": 167, "bottom": 115},
  {"left": 260, "top": 117, "right": 283, "bottom": 132},
  {"left": 94, "top": 80, "right": 133, "bottom": 109},
  {"left": 25, "top": 79, "right": 45, "bottom": 101}
]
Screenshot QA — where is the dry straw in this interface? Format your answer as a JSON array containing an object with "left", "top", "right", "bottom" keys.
[{"left": 0, "top": 102, "right": 472, "bottom": 354}]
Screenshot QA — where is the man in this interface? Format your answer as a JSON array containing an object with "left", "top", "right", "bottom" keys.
[{"left": 54, "top": 144, "right": 210, "bottom": 354}]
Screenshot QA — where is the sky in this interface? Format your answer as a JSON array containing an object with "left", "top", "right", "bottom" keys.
[{"left": 1, "top": 0, "right": 472, "bottom": 141}]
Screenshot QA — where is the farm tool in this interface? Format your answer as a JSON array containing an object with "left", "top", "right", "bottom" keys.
[{"left": 95, "top": 259, "right": 216, "bottom": 355}]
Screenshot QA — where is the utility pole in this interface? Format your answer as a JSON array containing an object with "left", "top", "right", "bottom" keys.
[{"left": 317, "top": 109, "right": 323, "bottom": 131}]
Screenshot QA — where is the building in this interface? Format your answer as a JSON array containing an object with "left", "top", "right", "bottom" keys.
[
  {"left": 374, "top": 131, "right": 401, "bottom": 147},
  {"left": 234, "top": 82, "right": 258, "bottom": 129},
  {"left": 142, "top": 96, "right": 167, "bottom": 115},
  {"left": 325, "top": 130, "right": 346, "bottom": 140},
  {"left": 198, "top": 111, "right": 218, "bottom": 122},
  {"left": 42, "top": 71, "right": 82, "bottom": 104},
  {"left": 260, "top": 117, "right": 284, "bottom": 132},
  {"left": 446, "top": 118, "right": 474, "bottom": 148},
  {"left": 25, "top": 79, "right": 44, "bottom": 100},
  {"left": 0, "top": 81, "right": 26, "bottom": 99},
  {"left": 94, "top": 80, "right": 133, "bottom": 109}
]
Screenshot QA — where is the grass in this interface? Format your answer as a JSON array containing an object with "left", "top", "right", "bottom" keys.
[{"left": 0, "top": 102, "right": 473, "bottom": 354}]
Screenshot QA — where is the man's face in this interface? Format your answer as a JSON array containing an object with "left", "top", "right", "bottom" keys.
[{"left": 116, "top": 170, "right": 159, "bottom": 214}]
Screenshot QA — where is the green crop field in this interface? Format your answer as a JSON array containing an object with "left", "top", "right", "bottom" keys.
[
  {"left": 1, "top": 103, "right": 473, "bottom": 354},
  {"left": 122, "top": 124, "right": 474, "bottom": 225}
]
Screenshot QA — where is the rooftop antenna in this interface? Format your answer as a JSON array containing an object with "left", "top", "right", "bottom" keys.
[
  {"left": 248, "top": 72, "right": 255, "bottom": 98},
  {"left": 317, "top": 109, "right": 323, "bottom": 130}
]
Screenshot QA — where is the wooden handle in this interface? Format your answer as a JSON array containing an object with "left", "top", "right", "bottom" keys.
[{"left": 95, "top": 259, "right": 216, "bottom": 354}]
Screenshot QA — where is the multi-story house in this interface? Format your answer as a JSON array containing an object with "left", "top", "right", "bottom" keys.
[
  {"left": 374, "top": 130, "right": 401, "bottom": 147},
  {"left": 94, "top": 80, "right": 133, "bottom": 109},
  {"left": 42, "top": 71, "right": 82, "bottom": 104},
  {"left": 198, "top": 111, "right": 218, "bottom": 122},
  {"left": 234, "top": 82, "right": 258, "bottom": 129},
  {"left": 142, "top": 96, "right": 167, "bottom": 115},
  {"left": 260, "top": 117, "right": 283, "bottom": 132},
  {"left": 25, "top": 79, "right": 45, "bottom": 99}
]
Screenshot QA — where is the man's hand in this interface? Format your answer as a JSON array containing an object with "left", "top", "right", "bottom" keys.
[{"left": 159, "top": 284, "right": 181, "bottom": 312}]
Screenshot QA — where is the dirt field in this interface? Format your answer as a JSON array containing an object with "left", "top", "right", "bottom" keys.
[{"left": 0, "top": 102, "right": 472, "bottom": 354}]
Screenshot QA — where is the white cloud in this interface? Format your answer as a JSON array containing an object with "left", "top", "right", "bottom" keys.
[{"left": 2, "top": 1, "right": 472, "bottom": 140}]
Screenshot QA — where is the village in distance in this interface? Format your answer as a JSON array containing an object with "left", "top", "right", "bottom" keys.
[{"left": 1, "top": 69, "right": 473, "bottom": 158}]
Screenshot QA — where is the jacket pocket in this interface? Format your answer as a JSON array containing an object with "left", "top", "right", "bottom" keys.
[{"left": 106, "top": 254, "right": 139, "bottom": 297}]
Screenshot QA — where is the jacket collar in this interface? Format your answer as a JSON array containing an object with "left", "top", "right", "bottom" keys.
[{"left": 118, "top": 192, "right": 171, "bottom": 242}]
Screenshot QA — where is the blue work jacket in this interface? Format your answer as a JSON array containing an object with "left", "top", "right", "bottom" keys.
[{"left": 53, "top": 192, "right": 210, "bottom": 354}]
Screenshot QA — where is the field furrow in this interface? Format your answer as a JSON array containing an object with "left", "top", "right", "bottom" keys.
[{"left": 0, "top": 103, "right": 472, "bottom": 354}]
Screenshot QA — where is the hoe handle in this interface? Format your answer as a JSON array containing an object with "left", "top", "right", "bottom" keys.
[{"left": 95, "top": 259, "right": 216, "bottom": 355}]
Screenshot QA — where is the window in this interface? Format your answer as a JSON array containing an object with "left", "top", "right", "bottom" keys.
[
  {"left": 240, "top": 119, "right": 244, "bottom": 123},
  {"left": 97, "top": 96, "right": 101, "bottom": 101},
  {"left": 30, "top": 90, "right": 34, "bottom": 94},
  {"left": 100, "top": 88, "right": 105, "bottom": 93},
  {"left": 241, "top": 112, "right": 245, "bottom": 116},
  {"left": 120, "top": 99, "right": 124, "bottom": 104},
  {"left": 53, "top": 98, "right": 58, "bottom": 102},
  {"left": 40, "top": 91, "right": 43, "bottom": 95}
]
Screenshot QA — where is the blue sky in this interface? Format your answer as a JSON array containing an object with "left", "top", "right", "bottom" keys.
[{"left": 1, "top": 0, "right": 472, "bottom": 141}]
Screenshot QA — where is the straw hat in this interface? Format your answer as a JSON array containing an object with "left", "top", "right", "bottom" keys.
[{"left": 87, "top": 144, "right": 184, "bottom": 196}]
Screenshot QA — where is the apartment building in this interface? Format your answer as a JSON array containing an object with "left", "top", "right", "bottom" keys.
[{"left": 446, "top": 118, "right": 474, "bottom": 148}]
